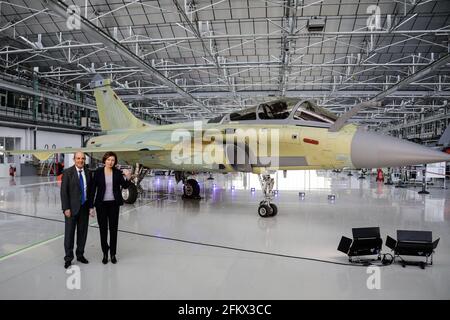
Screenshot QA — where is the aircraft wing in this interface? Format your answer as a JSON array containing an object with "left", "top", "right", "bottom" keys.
[{"left": 7, "top": 144, "right": 164, "bottom": 161}]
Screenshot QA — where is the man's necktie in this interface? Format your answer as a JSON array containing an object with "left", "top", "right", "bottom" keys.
[{"left": 79, "top": 170, "right": 85, "bottom": 205}]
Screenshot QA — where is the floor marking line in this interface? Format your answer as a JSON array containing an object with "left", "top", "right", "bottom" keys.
[
  {"left": 113, "top": 228, "right": 383, "bottom": 268},
  {"left": 0, "top": 197, "right": 162, "bottom": 262},
  {"left": 0, "top": 233, "right": 65, "bottom": 262},
  {"left": 13, "top": 181, "right": 58, "bottom": 188},
  {"left": 0, "top": 196, "right": 379, "bottom": 268}
]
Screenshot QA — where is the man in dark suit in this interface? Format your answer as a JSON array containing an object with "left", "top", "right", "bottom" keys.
[{"left": 60, "top": 151, "right": 95, "bottom": 269}]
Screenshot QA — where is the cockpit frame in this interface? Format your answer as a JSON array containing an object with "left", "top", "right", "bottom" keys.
[{"left": 208, "top": 99, "right": 336, "bottom": 128}]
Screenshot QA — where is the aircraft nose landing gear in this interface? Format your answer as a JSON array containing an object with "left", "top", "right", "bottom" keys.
[{"left": 257, "top": 174, "right": 278, "bottom": 217}]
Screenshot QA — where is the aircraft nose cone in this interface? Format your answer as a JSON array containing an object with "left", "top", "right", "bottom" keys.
[{"left": 350, "top": 130, "right": 450, "bottom": 168}]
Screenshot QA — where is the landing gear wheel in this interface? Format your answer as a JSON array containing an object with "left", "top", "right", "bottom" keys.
[
  {"left": 183, "top": 178, "right": 200, "bottom": 199},
  {"left": 269, "top": 203, "right": 278, "bottom": 216},
  {"left": 257, "top": 174, "right": 277, "bottom": 217},
  {"left": 122, "top": 183, "right": 138, "bottom": 204},
  {"left": 258, "top": 204, "right": 273, "bottom": 218}
]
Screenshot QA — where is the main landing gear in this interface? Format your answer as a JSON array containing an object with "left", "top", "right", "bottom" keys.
[
  {"left": 121, "top": 163, "right": 148, "bottom": 204},
  {"left": 257, "top": 174, "right": 277, "bottom": 218}
]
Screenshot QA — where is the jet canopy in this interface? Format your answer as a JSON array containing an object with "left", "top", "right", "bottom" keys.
[{"left": 208, "top": 99, "right": 338, "bottom": 125}]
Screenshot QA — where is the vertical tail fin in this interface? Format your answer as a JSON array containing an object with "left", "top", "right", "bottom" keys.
[
  {"left": 90, "top": 75, "right": 148, "bottom": 131},
  {"left": 438, "top": 125, "right": 450, "bottom": 147}
]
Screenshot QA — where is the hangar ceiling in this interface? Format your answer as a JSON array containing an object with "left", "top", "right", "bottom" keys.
[{"left": 1, "top": 0, "right": 450, "bottom": 128}]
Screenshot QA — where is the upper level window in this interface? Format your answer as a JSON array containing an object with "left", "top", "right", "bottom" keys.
[{"left": 0, "top": 93, "right": 6, "bottom": 107}]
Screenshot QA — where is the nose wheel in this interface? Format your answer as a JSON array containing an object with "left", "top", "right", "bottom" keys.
[
  {"left": 257, "top": 174, "right": 278, "bottom": 217},
  {"left": 258, "top": 202, "right": 278, "bottom": 217}
]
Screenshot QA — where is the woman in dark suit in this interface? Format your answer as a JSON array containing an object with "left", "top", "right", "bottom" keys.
[{"left": 91, "top": 151, "right": 132, "bottom": 264}]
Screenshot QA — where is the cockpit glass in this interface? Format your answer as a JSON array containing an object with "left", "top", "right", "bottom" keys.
[
  {"left": 292, "top": 101, "right": 337, "bottom": 123},
  {"left": 257, "top": 101, "right": 290, "bottom": 120},
  {"left": 229, "top": 106, "right": 257, "bottom": 121},
  {"left": 207, "top": 115, "right": 223, "bottom": 123},
  {"left": 209, "top": 99, "right": 337, "bottom": 124},
  {"left": 293, "top": 110, "right": 328, "bottom": 122}
]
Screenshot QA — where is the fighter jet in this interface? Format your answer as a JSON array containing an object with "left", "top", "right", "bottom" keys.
[{"left": 9, "top": 77, "right": 450, "bottom": 217}]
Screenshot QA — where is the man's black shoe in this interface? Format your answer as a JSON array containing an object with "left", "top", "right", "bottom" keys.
[
  {"left": 102, "top": 253, "right": 108, "bottom": 264},
  {"left": 64, "top": 261, "right": 71, "bottom": 269},
  {"left": 77, "top": 256, "right": 89, "bottom": 264},
  {"left": 111, "top": 255, "right": 117, "bottom": 264}
]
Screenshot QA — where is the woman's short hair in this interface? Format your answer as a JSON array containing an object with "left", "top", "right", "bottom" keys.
[{"left": 102, "top": 151, "right": 118, "bottom": 165}]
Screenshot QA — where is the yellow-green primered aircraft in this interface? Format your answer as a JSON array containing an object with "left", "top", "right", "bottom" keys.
[{"left": 9, "top": 76, "right": 450, "bottom": 217}]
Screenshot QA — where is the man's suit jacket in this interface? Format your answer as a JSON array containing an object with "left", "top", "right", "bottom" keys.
[
  {"left": 60, "top": 165, "right": 93, "bottom": 215},
  {"left": 91, "top": 167, "right": 130, "bottom": 207}
]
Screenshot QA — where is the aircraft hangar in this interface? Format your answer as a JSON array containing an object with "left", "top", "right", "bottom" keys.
[{"left": 0, "top": 0, "right": 450, "bottom": 301}]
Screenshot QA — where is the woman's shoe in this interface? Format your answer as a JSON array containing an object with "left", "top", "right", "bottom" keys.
[
  {"left": 111, "top": 255, "right": 117, "bottom": 264},
  {"left": 102, "top": 253, "right": 108, "bottom": 264}
]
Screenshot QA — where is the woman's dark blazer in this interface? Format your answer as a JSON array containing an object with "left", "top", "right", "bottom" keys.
[{"left": 91, "top": 167, "right": 131, "bottom": 207}]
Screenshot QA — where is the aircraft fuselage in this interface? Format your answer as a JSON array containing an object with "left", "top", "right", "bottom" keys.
[{"left": 86, "top": 121, "right": 357, "bottom": 173}]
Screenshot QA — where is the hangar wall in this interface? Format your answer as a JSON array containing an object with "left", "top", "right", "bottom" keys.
[
  {"left": 35, "top": 130, "right": 83, "bottom": 170},
  {"left": 0, "top": 125, "right": 82, "bottom": 177},
  {"left": 35, "top": 130, "right": 81, "bottom": 149}
]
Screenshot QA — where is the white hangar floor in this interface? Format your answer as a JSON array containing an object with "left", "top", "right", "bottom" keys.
[{"left": 0, "top": 171, "right": 449, "bottom": 299}]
